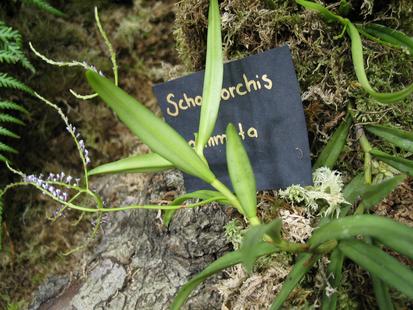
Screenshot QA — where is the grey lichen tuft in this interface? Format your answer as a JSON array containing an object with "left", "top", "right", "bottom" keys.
[{"left": 279, "top": 167, "right": 349, "bottom": 218}]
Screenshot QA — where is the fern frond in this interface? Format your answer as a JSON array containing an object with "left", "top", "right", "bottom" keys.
[
  {"left": 0, "top": 49, "right": 21, "bottom": 64},
  {"left": 0, "top": 114, "right": 25, "bottom": 126},
  {"left": 0, "top": 142, "right": 18, "bottom": 154},
  {"left": 0, "top": 127, "right": 20, "bottom": 139},
  {"left": 0, "top": 23, "right": 35, "bottom": 73},
  {"left": 0, "top": 73, "right": 33, "bottom": 94},
  {"left": 4, "top": 43, "right": 35, "bottom": 73},
  {"left": 17, "top": 53, "right": 36, "bottom": 73},
  {"left": 0, "top": 101, "right": 29, "bottom": 114},
  {"left": 0, "top": 22, "right": 21, "bottom": 44},
  {"left": 21, "top": 0, "right": 64, "bottom": 17}
]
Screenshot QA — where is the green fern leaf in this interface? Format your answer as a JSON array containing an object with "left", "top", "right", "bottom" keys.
[
  {"left": 17, "top": 53, "right": 36, "bottom": 73},
  {"left": 0, "top": 23, "right": 35, "bottom": 73},
  {"left": 22, "top": 0, "right": 65, "bottom": 16},
  {"left": 0, "top": 127, "right": 20, "bottom": 139},
  {"left": 0, "top": 73, "right": 33, "bottom": 94},
  {"left": 0, "top": 101, "right": 29, "bottom": 114},
  {"left": 0, "top": 50, "right": 21, "bottom": 64},
  {"left": 0, "top": 142, "right": 18, "bottom": 154},
  {"left": 0, "top": 114, "right": 25, "bottom": 126},
  {"left": 4, "top": 43, "right": 35, "bottom": 73},
  {"left": 0, "top": 22, "right": 21, "bottom": 43}
]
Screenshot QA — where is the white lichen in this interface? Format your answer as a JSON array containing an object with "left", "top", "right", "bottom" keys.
[{"left": 279, "top": 167, "right": 350, "bottom": 218}]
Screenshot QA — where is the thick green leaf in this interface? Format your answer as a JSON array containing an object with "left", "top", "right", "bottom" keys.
[
  {"left": 171, "top": 242, "right": 278, "bottom": 310},
  {"left": 226, "top": 123, "right": 257, "bottom": 222},
  {"left": 371, "top": 149, "right": 413, "bottom": 177},
  {"left": 356, "top": 174, "right": 406, "bottom": 212},
  {"left": 296, "top": 0, "right": 342, "bottom": 23},
  {"left": 371, "top": 274, "right": 394, "bottom": 310},
  {"left": 195, "top": 0, "right": 223, "bottom": 156},
  {"left": 340, "top": 173, "right": 404, "bottom": 216},
  {"left": 321, "top": 249, "right": 344, "bottom": 310},
  {"left": 309, "top": 215, "right": 413, "bottom": 260},
  {"left": 240, "top": 219, "right": 282, "bottom": 273},
  {"left": 270, "top": 253, "right": 320, "bottom": 310},
  {"left": 365, "top": 125, "right": 413, "bottom": 152},
  {"left": 89, "top": 153, "right": 174, "bottom": 176},
  {"left": 339, "top": 240, "right": 413, "bottom": 299},
  {"left": 366, "top": 237, "right": 395, "bottom": 310},
  {"left": 347, "top": 22, "right": 413, "bottom": 103},
  {"left": 357, "top": 23, "right": 413, "bottom": 55},
  {"left": 86, "top": 71, "right": 216, "bottom": 184},
  {"left": 342, "top": 173, "right": 365, "bottom": 204},
  {"left": 313, "top": 114, "right": 352, "bottom": 169},
  {"left": 163, "top": 190, "right": 229, "bottom": 226}
]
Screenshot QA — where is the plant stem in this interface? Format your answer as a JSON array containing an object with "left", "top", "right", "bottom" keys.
[
  {"left": 278, "top": 240, "right": 309, "bottom": 253},
  {"left": 211, "top": 178, "right": 262, "bottom": 226},
  {"left": 210, "top": 178, "right": 244, "bottom": 213},
  {"left": 357, "top": 125, "right": 373, "bottom": 184}
]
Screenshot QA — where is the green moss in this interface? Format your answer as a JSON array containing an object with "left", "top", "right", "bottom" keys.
[{"left": 175, "top": 0, "right": 413, "bottom": 173}]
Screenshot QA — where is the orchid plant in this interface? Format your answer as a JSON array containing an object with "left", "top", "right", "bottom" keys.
[
  {"left": 84, "top": 1, "right": 413, "bottom": 309},
  {"left": 1, "top": 1, "right": 412, "bottom": 309}
]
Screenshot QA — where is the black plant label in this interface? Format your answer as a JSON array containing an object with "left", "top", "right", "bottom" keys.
[{"left": 153, "top": 46, "right": 312, "bottom": 192}]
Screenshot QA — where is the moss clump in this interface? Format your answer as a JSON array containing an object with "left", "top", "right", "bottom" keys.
[{"left": 174, "top": 0, "right": 413, "bottom": 167}]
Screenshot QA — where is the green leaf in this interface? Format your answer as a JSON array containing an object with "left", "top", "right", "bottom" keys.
[
  {"left": 365, "top": 125, "right": 413, "bottom": 152},
  {"left": 338, "top": 240, "right": 413, "bottom": 299},
  {"left": 0, "top": 127, "right": 20, "bottom": 139},
  {"left": 0, "top": 73, "right": 33, "bottom": 94},
  {"left": 347, "top": 22, "right": 413, "bottom": 103},
  {"left": 356, "top": 174, "right": 406, "bottom": 212},
  {"left": 313, "top": 114, "right": 352, "bottom": 170},
  {"left": 338, "top": 0, "right": 351, "bottom": 16},
  {"left": 321, "top": 249, "right": 344, "bottom": 309},
  {"left": 340, "top": 173, "right": 404, "bottom": 216},
  {"left": 171, "top": 242, "right": 278, "bottom": 310},
  {"left": 89, "top": 152, "right": 174, "bottom": 176},
  {"left": 0, "top": 114, "right": 25, "bottom": 126},
  {"left": 22, "top": 0, "right": 65, "bottom": 16},
  {"left": 0, "top": 142, "right": 18, "bottom": 154},
  {"left": 295, "top": 0, "right": 343, "bottom": 23},
  {"left": 309, "top": 215, "right": 413, "bottom": 260},
  {"left": 357, "top": 23, "right": 413, "bottom": 55},
  {"left": 371, "top": 149, "right": 413, "bottom": 177},
  {"left": 226, "top": 123, "right": 257, "bottom": 222},
  {"left": 86, "top": 71, "right": 216, "bottom": 184},
  {"left": 270, "top": 253, "right": 319, "bottom": 310},
  {"left": 342, "top": 173, "right": 365, "bottom": 204},
  {"left": 195, "top": 0, "right": 223, "bottom": 156},
  {"left": 0, "top": 101, "right": 29, "bottom": 114},
  {"left": 240, "top": 219, "right": 282, "bottom": 273},
  {"left": 371, "top": 275, "right": 394, "bottom": 310},
  {"left": 163, "top": 190, "right": 229, "bottom": 226}
]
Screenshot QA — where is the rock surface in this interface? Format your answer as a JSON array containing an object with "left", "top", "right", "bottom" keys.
[{"left": 30, "top": 170, "right": 231, "bottom": 309}]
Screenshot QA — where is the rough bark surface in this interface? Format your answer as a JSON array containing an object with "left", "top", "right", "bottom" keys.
[{"left": 29, "top": 170, "right": 231, "bottom": 310}]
